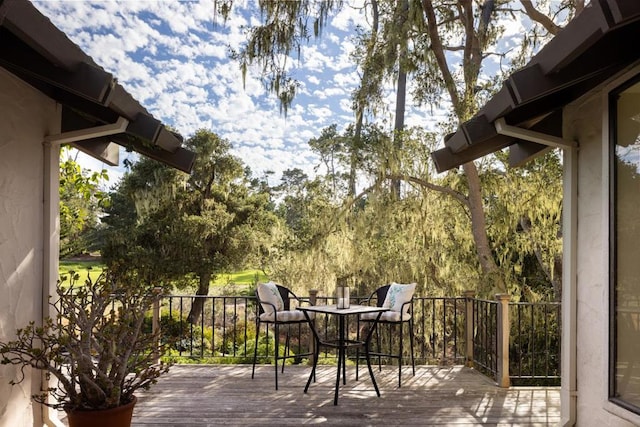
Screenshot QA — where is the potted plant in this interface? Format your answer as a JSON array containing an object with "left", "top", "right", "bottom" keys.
[{"left": 0, "top": 269, "right": 171, "bottom": 427}]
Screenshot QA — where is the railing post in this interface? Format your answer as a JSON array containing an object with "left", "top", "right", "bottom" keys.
[
  {"left": 496, "top": 293, "right": 511, "bottom": 388},
  {"left": 308, "top": 289, "right": 318, "bottom": 365},
  {"left": 464, "top": 290, "right": 475, "bottom": 368},
  {"left": 153, "top": 287, "right": 162, "bottom": 364},
  {"left": 309, "top": 288, "right": 317, "bottom": 306}
]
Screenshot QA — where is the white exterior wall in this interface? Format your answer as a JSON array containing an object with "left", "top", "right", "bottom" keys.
[
  {"left": 565, "top": 66, "right": 640, "bottom": 426},
  {"left": 0, "top": 68, "right": 59, "bottom": 427}
]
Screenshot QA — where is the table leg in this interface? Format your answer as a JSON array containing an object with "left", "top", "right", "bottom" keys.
[
  {"left": 300, "top": 309, "right": 385, "bottom": 405},
  {"left": 334, "top": 315, "right": 346, "bottom": 405},
  {"left": 341, "top": 316, "right": 347, "bottom": 385},
  {"left": 363, "top": 312, "right": 384, "bottom": 397},
  {"left": 365, "top": 345, "right": 381, "bottom": 397},
  {"left": 302, "top": 311, "right": 319, "bottom": 394},
  {"left": 305, "top": 335, "right": 320, "bottom": 393}
]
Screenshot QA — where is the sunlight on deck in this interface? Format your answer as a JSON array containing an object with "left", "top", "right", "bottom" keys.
[{"left": 121, "top": 364, "right": 560, "bottom": 426}]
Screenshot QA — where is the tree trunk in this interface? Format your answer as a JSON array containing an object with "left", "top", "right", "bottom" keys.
[
  {"left": 187, "top": 271, "right": 211, "bottom": 324},
  {"left": 463, "top": 162, "right": 505, "bottom": 294},
  {"left": 349, "top": 110, "right": 363, "bottom": 197},
  {"left": 391, "top": 0, "right": 409, "bottom": 198},
  {"left": 350, "top": 0, "right": 378, "bottom": 198},
  {"left": 392, "top": 66, "right": 407, "bottom": 198}
]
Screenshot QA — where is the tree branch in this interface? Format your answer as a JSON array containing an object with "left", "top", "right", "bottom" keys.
[
  {"left": 421, "top": 0, "right": 461, "bottom": 108},
  {"left": 385, "top": 173, "right": 469, "bottom": 207},
  {"left": 520, "top": 0, "right": 562, "bottom": 35}
]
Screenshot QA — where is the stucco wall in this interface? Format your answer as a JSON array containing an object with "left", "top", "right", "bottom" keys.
[
  {"left": 566, "top": 68, "right": 640, "bottom": 426},
  {"left": 0, "top": 68, "right": 59, "bottom": 426}
]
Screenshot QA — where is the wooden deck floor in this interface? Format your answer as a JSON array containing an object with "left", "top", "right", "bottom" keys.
[{"left": 93, "top": 364, "right": 561, "bottom": 426}]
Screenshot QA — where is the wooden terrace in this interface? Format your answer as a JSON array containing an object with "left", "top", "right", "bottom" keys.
[{"left": 101, "top": 364, "right": 560, "bottom": 426}]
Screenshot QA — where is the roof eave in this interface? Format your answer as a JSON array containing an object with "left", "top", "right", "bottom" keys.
[
  {"left": 0, "top": 0, "right": 195, "bottom": 173},
  {"left": 431, "top": 0, "right": 640, "bottom": 172}
]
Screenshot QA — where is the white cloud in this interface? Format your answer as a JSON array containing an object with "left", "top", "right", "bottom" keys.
[
  {"left": 34, "top": 0, "right": 505, "bottom": 186},
  {"left": 330, "top": 1, "right": 366, "bottom": 32},
  {"left": 312, "top": 86, "right": 346, "bottom": 100}
]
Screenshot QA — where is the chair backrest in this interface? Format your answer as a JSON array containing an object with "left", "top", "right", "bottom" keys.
[
  {"left": 277, "top": 285, "right": 293, "bottom": 311},
  {"left": 379, "top": 282, "right": 416, "bottom": 314},
  {"left": 372, "top": 285, "right": 391, "bottom": 308},
  {"left": 256, "top": 282, "right": 292, "bottom": 315}
]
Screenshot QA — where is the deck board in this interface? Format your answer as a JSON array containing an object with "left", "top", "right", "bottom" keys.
[{"left": 65, "top": 364, "right": 561, "bottom": 426}]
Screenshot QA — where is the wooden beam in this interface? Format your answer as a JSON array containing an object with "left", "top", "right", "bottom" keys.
[
  {"left": 606, "top": 0, "right": 640, "bottom": 24},
  {"left": 154, "top": 127, "right": 183, "bottom": 152},
  {"left": 71, "top": 138, "right": 120, "bottom": 166},
  {"left": 533, "top": 2, "right": 610, "bottom": 74},
  {"left": 508, "top": 52, "right": 630, "bottom": 107},
  {"left": 446, "top": 115, "right": 497, "bottom": 154},
  {"left": 444, "top": 130, "right": 470, "bottom": 154},
  {"left": 126, "top": 113, "right": 162, "bottom": 142},
  {"left": 109, "top": 134, "right": 195, "bottom": 173},
  {"left": 431, "top": 134, "right": 514, "bottom": 173},
  {"left": 0, "top": 0, "right": 83, "bottom": 68},
  {"left": 108, "top": 84, "right": 151, "bottom": 120},
  {"left": 505, "top": 67, "right": 624, "bottom": 125},
  {"left": 508, "top": 142, "right": 552, "bottom": 168},
  {"left": 0, "top": 30, "right": 114, "bottom": 104},
  {"left": 480, "top": 85, "right": 516, "bottom": 123}
]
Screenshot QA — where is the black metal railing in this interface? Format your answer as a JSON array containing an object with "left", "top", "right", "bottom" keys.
[
  {"left": 161, "top": 295, "right": 256, "bottom": 362},
  {"left": 152, "top": 293, "right": 560, "bottom": 386},
  {"left": 509, "top": 301, "right": 561, "bottom": 385},
  {"left": 414, "top": 297, "right": 466, "bottom": 365},
  {"left": 472, "top": 298, "right": 499, "bottom": 378}
]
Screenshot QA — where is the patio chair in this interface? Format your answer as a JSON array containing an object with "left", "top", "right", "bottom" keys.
[
  {"left": 356, "top": 282, "right": 416, "bottom": 387},
  {"left": 251, "top": 281, "right": 314, "bottom": 390}
]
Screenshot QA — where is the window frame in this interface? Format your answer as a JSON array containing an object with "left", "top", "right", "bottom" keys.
[{"left": 609, "top": 72, "right": 640, "bottom": 413}]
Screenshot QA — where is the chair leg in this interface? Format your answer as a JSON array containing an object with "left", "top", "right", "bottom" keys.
[
  {"left": 355, "top": 319, "right": 361, "bottom": 381},
  {"left": 409, "top": 318, "right": 416, "bottom": 376},
  {"left": 398, "top": 322, "right": 403, "bottom": 388},
  {"left": 376, "top": 323, "right": 382, "bottom": 371},
  {"left": 274, "top": 323, "right": 279, "bottom": 390},
  {"left": 251, "top": 319, "right": 260, "bottom": 379},
  {"left": 282, "top": 325, "right": 290, "bottom": 374}
]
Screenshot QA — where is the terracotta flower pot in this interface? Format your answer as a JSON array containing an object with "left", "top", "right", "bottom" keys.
[{"left": 66, "top": 396, "right": 137, "bottom": 427}]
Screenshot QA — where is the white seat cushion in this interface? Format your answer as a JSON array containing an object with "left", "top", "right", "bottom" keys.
[
  {"left": 260, "top": 310, "right": 313, "bottom": 322},
  {"left": 360, "top": 311, "right": 412, "bottom": 322}
]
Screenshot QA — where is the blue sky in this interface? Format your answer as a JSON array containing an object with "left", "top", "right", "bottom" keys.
[{"left": 32, "top": 1, "right": 529, "bottom": 185}]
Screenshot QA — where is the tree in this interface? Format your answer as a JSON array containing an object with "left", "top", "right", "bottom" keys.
[
  {"left": 100, "top": 154, "right": 190, "bottom": 285},
  {"left": 223, "top": 0, "right": 581, "bottom": 297},
  {"left": 101, "top": 130, "right": 279, "bottom": 322},
  {"left": 59, "top": 147, "right": 109, "bottom": 258},
  {"left": 302, "top": 125, "right": 561, "bottom": 299}
]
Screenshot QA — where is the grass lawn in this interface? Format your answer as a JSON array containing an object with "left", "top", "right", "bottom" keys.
[
  {"left": 58, "top": 260, "right": 267, "bottom": 289},
  {"left": 212, "top": 270, "right": 267, "bottom": 286},
  {"left": 59, "top": 259, "right": 105, "bottom": 284}
]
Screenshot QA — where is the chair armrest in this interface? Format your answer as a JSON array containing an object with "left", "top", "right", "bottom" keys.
[
  {"left": 362, "top": 294, "right": 380, "bottom": 307},
  {"left": 400, "top": 298, "right": 414, "bottom": 313},
  {"left": 288, "top": 289, "right": 314, "bottom": 307}
]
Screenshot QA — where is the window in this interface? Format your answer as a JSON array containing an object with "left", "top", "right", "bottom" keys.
[{"left": 611, "top": 75, "right": 640, "bottom": 412}]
